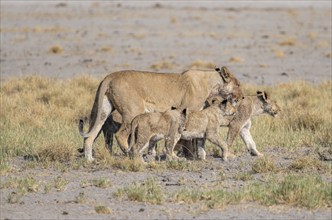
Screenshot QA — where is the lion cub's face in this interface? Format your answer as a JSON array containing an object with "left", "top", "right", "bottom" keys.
[{"left": 257, "top": 91, "right": 281, "bottom": 117}]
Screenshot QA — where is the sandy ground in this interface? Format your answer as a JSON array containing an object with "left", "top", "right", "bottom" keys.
[
  {"left": 1, "top": 146, "right": 331, "bottom": 220},
  {"left": 1, "top": 1, "right": 331, "bottom": 84},
  {"left": 1, "top": 1, "right": 331, "bottom": 220}
]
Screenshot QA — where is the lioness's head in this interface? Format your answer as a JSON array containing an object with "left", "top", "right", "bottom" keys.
[
  {"left": 257, "top": 91, "right": 281, "bottom": 117},
  {"left": 215, "top": 66, "right": 244, "bottom": 102},
  {"left": 210, "top": 96, "right": 236, "bottom": 116}
]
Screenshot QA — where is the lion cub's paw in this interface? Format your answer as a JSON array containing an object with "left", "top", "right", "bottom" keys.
[{"left": 250, "top": 150, "right": 264, "bottom": 157}]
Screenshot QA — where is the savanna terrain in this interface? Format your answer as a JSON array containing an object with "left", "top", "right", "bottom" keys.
[{"left": 0, "top": 1, "right": 331, "bottom": 219}]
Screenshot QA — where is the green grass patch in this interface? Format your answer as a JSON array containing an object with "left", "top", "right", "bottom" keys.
[
  {"left": 172, "top": 175, "right": 331, "bottom": 209},
  {"left": 114, "top": 177, "right": 165, "bottom": 204}
]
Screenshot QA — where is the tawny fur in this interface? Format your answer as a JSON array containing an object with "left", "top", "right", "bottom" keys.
[
  {"left": 127, "top": 108, "right": 187, "bottom": 162},
  {"left": 196, "top": 91, "right": 281, "bottom": 160},
  {"left": 79, "top": 67, "right": 243, "bottom": 162},
  {"left": 180, "top": 98, "right": 236, "bottom": 161}
]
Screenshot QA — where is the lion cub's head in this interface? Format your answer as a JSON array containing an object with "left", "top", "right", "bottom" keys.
[{"left": 257, "top": 91, "right": 281, "bottom": 117}]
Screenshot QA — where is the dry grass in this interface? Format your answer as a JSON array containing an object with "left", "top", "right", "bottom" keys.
[
  {"left": 0, "top": 76, "right": 331, "bottom": 175},
  {"left": 49, "top": 45, "right": 63, "bottom": 54},
  {"left": 150, "top": 61, "right": 174, "bottom": 70},
  {"left": 172, "top": 175, "right": 331, "bottom": 209},
  {"left": 95, "top": 205, "right": 112, "bottom": 214},
  {"left": 189, "top": 60, "right": 215, "bottom": 69},
  {"left": 114, "top": 177, "right": 165, "bottom": 205},
  {"left": 252, "top": 157, "right": 277, "bottom": 173}
]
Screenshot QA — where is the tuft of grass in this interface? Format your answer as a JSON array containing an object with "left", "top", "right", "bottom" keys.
[
  {"left": 114, "top": 177, "right": 164, "bottom": 204},
  {"left": 173, "top": 188, "right": 203, "bottom": 204},
  {"left": 229, "top": 56, "right": 244, "bottom": 63},
  {"left": 166, "top": 160, "right": 187, "bottom": 171},
  {"left": 247, "top": 175, "right": 331, "bottom": 209},
  {"left": 54, "top": 176, "right": 68, "bottom": 192},
  {"left": 189, "top": 60, "right": 215, "bottom": 69},
  {"left": 95, "top": 205, "right": 112, "bottom": 214},
  {"left": 150, "top": 61, "right": 174, "bottom": 70},
  {"left": 111, "top": 157, "right": 144, "bottom": 172},
  {"left": 252, "top": 157, "right": 277, "bottom": 173},
  {"left": 3, "top": 176, "right": 41, "bottom": 203},
  {"left": 289, "top": 156, "right": 329, "bottom": 172},
  {"left": 233, "top": 171, "right": 253, "bottom": 181},
  {"left": 50, "top": 45, "right": 63, "bottom": 54},
  {"left": 81, "top": 177, "right": 111, "bottom": 188},
  {"left": 7, "top": 191, "right": 24, "bottom": 204},
  {"left": 173, "top": 188, "right": 244, "bottom": 209},
  {"left": 75, "top": 191, "right": 87, "bottom": 204}
]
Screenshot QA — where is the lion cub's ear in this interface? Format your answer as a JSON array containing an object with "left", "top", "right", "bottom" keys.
[{"left": 257, "top": 91, "right": 268, "bottom": 102}]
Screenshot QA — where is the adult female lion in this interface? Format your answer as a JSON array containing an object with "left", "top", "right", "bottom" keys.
[{"left": 79, "top": 66, "right": 243, "bottom": 162}]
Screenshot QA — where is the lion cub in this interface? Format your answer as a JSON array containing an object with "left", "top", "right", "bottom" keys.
[
  {"left": 127, "top": 107, "right": 187, "bottom": 162},
  {"left": 180, "top": 97, "right": 236, "bottom": 161},
  {"left": 197, "top": 91, "right": 281, "bottom": 160}
]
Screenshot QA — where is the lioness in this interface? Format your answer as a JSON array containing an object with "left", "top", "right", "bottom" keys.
[
  {"left": 197, "top": 91, "right": 281, "bottom": 160},
  {"left": 79, "top": 66, "right": 243, "bottom": 162},
  {"left": 127, "top": 107, "right": 187, "bottom": 162}
]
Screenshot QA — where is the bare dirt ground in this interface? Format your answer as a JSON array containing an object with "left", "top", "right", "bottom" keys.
[
  {"left": 1, "top": 1, "right": 331, "bottom": 220},
  {"left": 1, "top": 146, "right": 331, "bottom": 220}
]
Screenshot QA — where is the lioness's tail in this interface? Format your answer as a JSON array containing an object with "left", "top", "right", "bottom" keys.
[
  {"left": 79, "top": 76, "right": 113, "bottom": 138},
  {"left": 126, "top": 119, "right": 138, "bottom": 153}
]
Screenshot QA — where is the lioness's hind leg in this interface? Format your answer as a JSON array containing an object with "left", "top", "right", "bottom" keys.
[{"left": 115, "top": 124, "right": 130, "bottom": 153}]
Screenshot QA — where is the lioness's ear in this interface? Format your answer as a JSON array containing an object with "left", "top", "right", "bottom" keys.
[{"left": 219, "top": 66, "right": 231, "bottom": 83}]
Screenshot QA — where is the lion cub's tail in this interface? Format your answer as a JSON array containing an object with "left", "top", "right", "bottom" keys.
[{"left": 126, "top": 118, "right": 138, "bottom": 153}]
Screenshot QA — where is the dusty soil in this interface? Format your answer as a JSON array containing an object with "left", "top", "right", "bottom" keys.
[
  {"left": 1, "top": 1, "right": 331, "bottom": 84},
  {"left": 1, "top": 146, "right": 331, "bottom": 220},
  {"left": 1, "top": 1, "right": 331, "bottom": 220}
]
